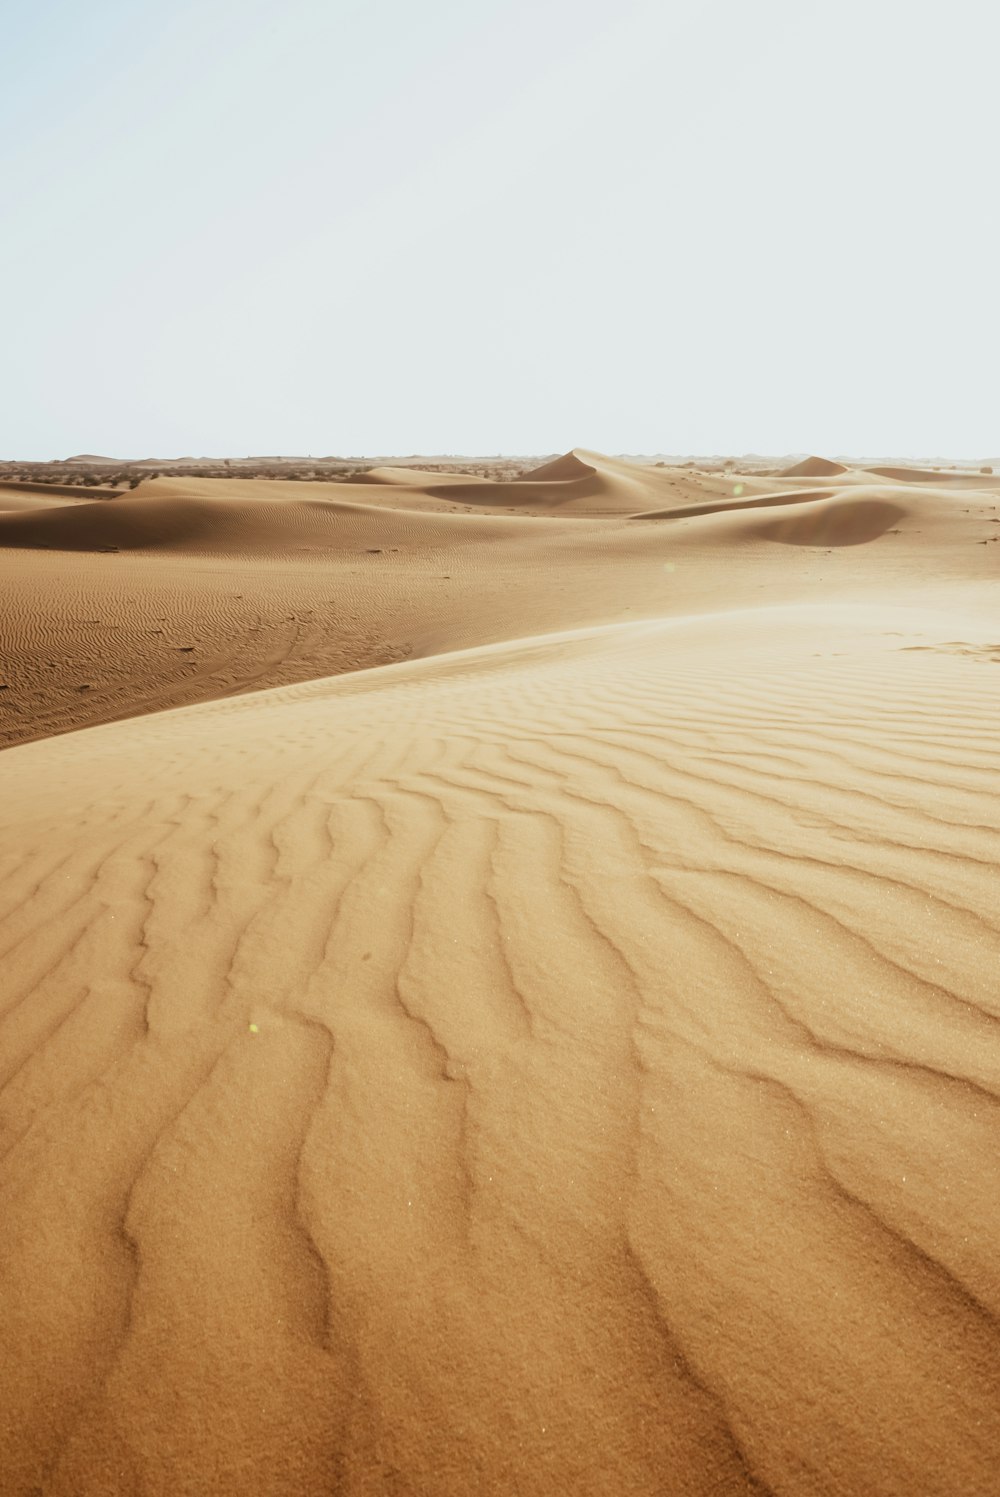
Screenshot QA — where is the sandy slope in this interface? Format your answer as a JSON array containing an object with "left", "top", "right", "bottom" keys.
[
  {"left": 0, "top": 463, "right": 732, "bottom": 747},
  {"left": 2, "top": 453, "right": 1000, "bottom": 1494},
  {"left": 3, "top": 457, "right": 999, "bottom": 749}
]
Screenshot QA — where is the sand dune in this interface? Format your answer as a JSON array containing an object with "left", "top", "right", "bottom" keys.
[
  {"left": 0, "top": 457, "right": 806, "bottom": 746},
  {"left": 0, "top": 486, "right": 93, "bottom": 513},
  {"left": 0, "top": 482, "right": 532, "bottom": 555},
  {"left": 2, "top": 453, "right": 1000, "bottom": 1493},
  {"left": 521, "top": 450, "right": 601, "bottom": 481},
  {"left": 357, "top": 465, "right": 497, "bottom": 486},
  {"left": 631, "top": 487, "right": 837, "bottom": 521},
  {"left": 742, "top": 491, "right": 908, "bottom": 546},
  {"left": 781, "top": 456, "right": 850, "bottom": 478},
  {"left": 0, "top": 481, "right": 120, "bottom": 504},
  {"left": 862, "top": 463, "right": 1000, "bottom": 487}
]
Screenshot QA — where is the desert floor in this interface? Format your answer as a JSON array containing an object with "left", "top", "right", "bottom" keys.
[{"left": 1, "top": 451, "right": 999, "bottom": 1494}]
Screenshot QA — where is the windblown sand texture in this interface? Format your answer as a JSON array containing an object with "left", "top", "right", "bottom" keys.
[{"left": 2, "top": 451, "right": 1000, "bottom": 1494}]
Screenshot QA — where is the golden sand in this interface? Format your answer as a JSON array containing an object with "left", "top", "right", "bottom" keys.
[{"left": 1, "top": 453, "right": 999, "bottom": 1493}]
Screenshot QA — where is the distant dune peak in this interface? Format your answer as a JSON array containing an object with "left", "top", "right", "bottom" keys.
[
  {"left": 782, "top": 456, "right": 851, "bottom": 478},
  {"left": 520, "top": 449, "right": 600, "bottom": 482}
]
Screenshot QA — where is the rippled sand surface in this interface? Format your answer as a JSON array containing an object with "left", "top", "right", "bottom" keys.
[{"left": 2, "top": 452, "right": 999, "bottom": 1494}]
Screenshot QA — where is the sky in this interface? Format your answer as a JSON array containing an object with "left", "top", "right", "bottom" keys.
[{"left": 2, "top": 0, "right": 998, "bottom": 459}]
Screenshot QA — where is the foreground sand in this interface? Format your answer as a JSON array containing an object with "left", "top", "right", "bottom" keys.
[{"left": 1, "top": 454, "right": 999, "bottom": 1493}]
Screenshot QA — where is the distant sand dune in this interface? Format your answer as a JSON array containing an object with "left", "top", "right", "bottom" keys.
[
  {"left": 356, "top": 466, "right": 493, "bottom": 487},
  {"left": 862, "top": 464, "right": 1000, "bottom": 487},
  {"left": 745, "top": 493, "right": 908, "bottom": 546},
  {"left": 0, "top": 486, "right": 520, "bottom": 555},
  {"left": 781, "top": 456, "right": 851, "bottom": 478},
  {"left": 522, "top": 448, "right": 605, "bottom": 480},
  {"left": 630, "top": 487, "right": 837, "bottom": 521},
  {"left": 2, "top": 453, "right": 1000, "bottom": 1492},
  {"left": 0, "top": 486, "right": 93, "bottom": 513}
]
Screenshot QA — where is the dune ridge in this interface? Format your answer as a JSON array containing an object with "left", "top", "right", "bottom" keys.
[{"left": 2, "top": 452, "right": 1000, "bottom": 1493}]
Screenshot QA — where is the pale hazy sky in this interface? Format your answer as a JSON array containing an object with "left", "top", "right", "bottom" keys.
[{"left": 2, "top": 0, "right": 997, "bottom": 458}]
